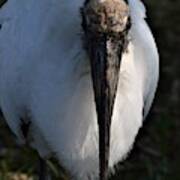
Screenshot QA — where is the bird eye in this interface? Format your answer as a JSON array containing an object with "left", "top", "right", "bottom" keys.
[{"left": 109, "top": 17, "right": 118, "bottom": 26}]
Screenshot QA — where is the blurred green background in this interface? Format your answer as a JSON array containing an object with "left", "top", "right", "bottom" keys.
[{"left": 0, "top": 0, "right": 180, "bottom": 179}]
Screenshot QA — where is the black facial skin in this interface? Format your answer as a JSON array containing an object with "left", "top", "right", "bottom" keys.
[{"left": 81, "top": 0, "right": 131, "bottom": 180}]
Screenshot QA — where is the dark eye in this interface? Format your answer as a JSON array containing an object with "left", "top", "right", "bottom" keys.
[
  {"left": 0, "top": 24, "right": 2, "bottom": 30},
  {"left": 108, "top": 17, "right": 117, "bottom": 26}
]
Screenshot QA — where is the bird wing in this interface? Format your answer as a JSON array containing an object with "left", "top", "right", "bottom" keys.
[{"left": 129, "top": 0, "right": 159, "bottom": 118}]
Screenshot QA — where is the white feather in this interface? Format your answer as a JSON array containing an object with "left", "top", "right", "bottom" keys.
[
  {"left": 128, "top": 0, "right": 146, "bottom": 20},
  {"left": 0, "top": 0, "right": 159, "bottom": 179}
]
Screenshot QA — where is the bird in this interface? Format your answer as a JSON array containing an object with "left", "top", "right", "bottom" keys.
[{"left": 0, "top": 0, "right": 159, "bottom": 179}]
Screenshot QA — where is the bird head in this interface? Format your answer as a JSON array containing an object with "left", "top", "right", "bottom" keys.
[{"left": 81, "top": 0, "right": 131, "bottom": 179}]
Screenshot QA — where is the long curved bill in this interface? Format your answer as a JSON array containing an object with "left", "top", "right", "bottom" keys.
[{"left": 81, "top": 0, "right": 130, "bottom": 179}]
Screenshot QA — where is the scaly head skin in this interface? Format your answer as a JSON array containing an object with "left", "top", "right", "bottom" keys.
[
  {"left": 82, "top": 0, "right": 130, "bottom": 34},
  {"left": 81, "top": 0, "right": 131, "bottom": 179}
]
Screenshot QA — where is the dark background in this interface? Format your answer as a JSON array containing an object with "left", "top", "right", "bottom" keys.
[{"left": 0, "top": 0, "right": 180, "bottom": 179}]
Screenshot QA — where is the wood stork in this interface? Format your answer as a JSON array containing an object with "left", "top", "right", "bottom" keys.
[{"left": 0, "top": 0, "right": 159, "bottom": 179}]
